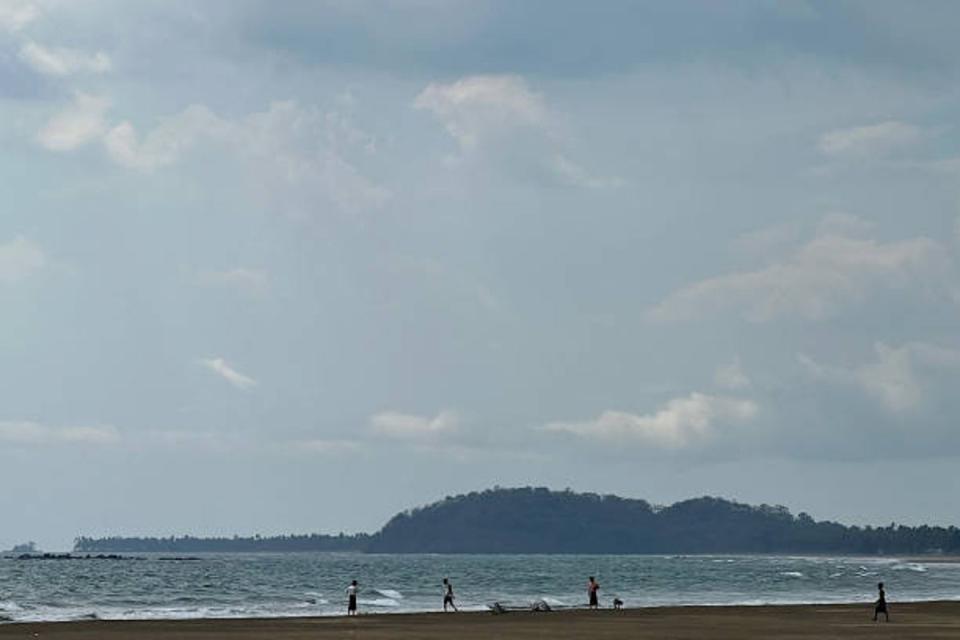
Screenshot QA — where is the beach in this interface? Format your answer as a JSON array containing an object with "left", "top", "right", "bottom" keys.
[{"left": 2, "top": 601, "right": 959, "bottom": 639}]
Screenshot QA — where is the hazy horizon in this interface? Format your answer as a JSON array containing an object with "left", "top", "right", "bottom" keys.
[{"left": 3, "top": 0, "right": 960, "bottom": 552}]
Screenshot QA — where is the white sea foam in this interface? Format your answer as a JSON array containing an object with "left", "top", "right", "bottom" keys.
[
  {"left": 780, "top": 571, "right": 804, "bottom": 578},
  {"left": 891, "top": 563, "right": 927, "bottom": 572},
  {"left": 359, "top": 598, "right": 400, "bottom": 608},
  {"left": 374, "top": 588, "right": 404, "bottom": 600}
]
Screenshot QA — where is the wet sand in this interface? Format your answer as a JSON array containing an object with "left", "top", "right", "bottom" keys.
[{"left": 2, "top": 601, "right": 959, "bottom": 639}]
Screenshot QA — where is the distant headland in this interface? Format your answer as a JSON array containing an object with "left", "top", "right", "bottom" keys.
[{"left": 73, "top": 487, "right": 960, "bottom": 555}]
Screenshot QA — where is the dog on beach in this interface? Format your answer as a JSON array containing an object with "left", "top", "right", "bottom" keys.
[{"left": 613, "top": 598, "right": 623, "bottom": 610}]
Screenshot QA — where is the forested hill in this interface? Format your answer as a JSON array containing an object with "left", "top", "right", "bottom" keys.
[
  {"left": 366, "top": 488, "right": 960, "bottom": 554},
  {"left": 74, "top": 487, "right": 960, "bottom": 554}
]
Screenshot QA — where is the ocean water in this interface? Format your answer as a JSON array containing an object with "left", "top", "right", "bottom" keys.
[{"left": 1, "top": 553, "right": 959, "bottom": 623}]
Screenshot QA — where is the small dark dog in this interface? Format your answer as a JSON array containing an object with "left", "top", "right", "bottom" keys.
[{"left": 613, "top": 598, "right": 623, "bottom": 610}]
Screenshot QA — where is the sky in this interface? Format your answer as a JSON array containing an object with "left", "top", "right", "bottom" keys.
[{"left": 2, "top": 0, "right": 960, "bottom": 550}]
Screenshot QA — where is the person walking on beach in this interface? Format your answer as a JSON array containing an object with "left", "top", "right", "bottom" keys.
[
  {"left": 346, "top": 580, "right": 359, "bottom": 616},
  {"left": 873, "top": 582, "right": 889, "bottom": 622},
  {"left": 587, "top": 576, "right": 600, "bottom": 610},
  {"left": 442, "top": 578, "right": 458, "bottom": 612}
]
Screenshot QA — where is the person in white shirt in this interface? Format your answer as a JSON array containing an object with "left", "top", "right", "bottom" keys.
[{"left": 346, "top": 580, "right": 358, "bottom": 615}]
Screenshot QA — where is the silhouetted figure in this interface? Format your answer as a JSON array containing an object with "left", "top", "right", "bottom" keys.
[
  {"left": 613, "top": 597, "right": 623, "bottom": 610},
  {"left": 873, "top": 582, "right": 889, "bottom": 622},
  {"left": 346, "top": 580, "right": 358, "bottom": 616},
  {"left": 587, "top": 576, "right": 600, "bottom": 609},
  {"left": 443, "top": 577, "right": 458, "bottom": 612}
]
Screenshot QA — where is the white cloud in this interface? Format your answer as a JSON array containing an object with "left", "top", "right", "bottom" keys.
[
  {"left": 0, "top": 236, "right": 45, "bottom": 284},
  {"left": 649, "top": 217, "right": 944, "bottom": 323},
  {"left": 103, "top": 105, "right": 222, "bottom": 171},
  {"left": 414, "top": 75, "right": 619, "bottom": 189},
  {"left": 714, "top": 358, "right": 751, "bottom": 390},
  {"left": 37, "top": 92, "right": 109, "bottom": 151},
  {"left": 543, "top": 393, "right": 758, "bottom": 449},
  {"left": 197, "top": 268, "right": 269, "bottom": 295},
  {"left": 199, "top": 357, "right": 257, "bottom": 390},
  {"left": 818, "top": 120, "right": 923, "bottom": 157},
  {"left": 0, "top": 421, "right": 119, "bottom": 446},
  {"left": 550, "top": 154, "right": 623, "bottom": 189},
  {"left": 414, "top": 74, "right": 547, "bottom": 150},
  {"left": 47, "top": 99, "right": 389, "bottom": 211},
  {"left": 856, "top": 344, "right": 922, "bottom": 412},
  {"left": 370, "top": 410, "right": 459, "bottom": 439},
  {"left": 0, "top": 0, "right": 38, "bottom": 32},
  {"left": 18, "top": 40, "right": 111, "bottom": 76},
  {"left": 800, "top": 342, "right": 960, "bottom": 412}
]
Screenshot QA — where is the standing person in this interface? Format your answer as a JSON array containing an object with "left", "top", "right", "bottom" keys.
[
  {"left": 442, "top": 578, "right": 458, "bottom": 612},
  {"left": 873, "top": 582, "right": 889, "bottom": 622},
  {"left": 346, "top": 580, "right": 358, "bottom": 616},
  {"left": 587, "top": 576, "right": 600, "bottom": 610}
]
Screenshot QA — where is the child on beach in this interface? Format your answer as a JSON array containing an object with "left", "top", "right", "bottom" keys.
[
  {"left": 442, "top": 578, "right": 458, "bottom": 612},
  {"left": 587, "top": 576, "right": 600, "bottom": 609},
  {"left": 346, "top": 580, "right": 358, "bottom": 616},
  {"left": 873, "top": 582, "right": 889, "bottom": 622}
]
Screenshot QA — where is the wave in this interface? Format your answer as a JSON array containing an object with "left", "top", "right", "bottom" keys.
[
  {"left": 780, "top": 571, "right": 804, "bottom": 578},
  {"left": 357, "top": 597, "right": 400, "bottom": 608},
  {"left": 891, "top": 563, "right": 927, "bottom": 573},
  {"left": 373, "top": 588, "right": 404, "bottom": 600},
  {"left": 0, "top": 600, "right": 22, "bottom": 612}
]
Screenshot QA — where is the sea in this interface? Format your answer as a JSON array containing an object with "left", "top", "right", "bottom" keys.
[{"left": 1, "top": 553, "right": 958, "bottom": 623}]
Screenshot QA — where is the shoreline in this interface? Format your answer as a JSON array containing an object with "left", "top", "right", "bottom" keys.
[
  {"left": 3, "top": 601, "right": 960, "bottom": 639},
  {"left": 4, "top": 594, "right": 960, "bottom": 625}
]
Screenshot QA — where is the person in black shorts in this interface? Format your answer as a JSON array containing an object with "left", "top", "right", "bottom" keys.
[
  {"left": 442, "top": 578, "right": 458, "bottom": 612},
  {"left": 587, "top": 576, "right": 600, "bottom": 609},
  {"left": 346, "top": 580, "right": 358, "bottom": 616},
  {"left": 873, "top": 582, "right": 889, "bottom": 622}
]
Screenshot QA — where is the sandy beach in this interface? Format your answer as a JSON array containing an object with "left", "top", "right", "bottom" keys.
[{"left": 2, "top": 601, "right": 958, "bottom": 640}]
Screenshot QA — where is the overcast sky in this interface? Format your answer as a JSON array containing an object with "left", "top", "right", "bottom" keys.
[{"left": 2, "top": 0, "right": 960, "bottom": 550}]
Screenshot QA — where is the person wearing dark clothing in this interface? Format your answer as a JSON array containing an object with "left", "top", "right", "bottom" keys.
[
  {"left": 346, "top": 580, "right": 358, "bottom": 616},
  {"left": 873, "top": 582, "right": 889, "bottom": 622},
  {"left": 442, "top": 578, "right": 458, "bottom": 612},
  {"left": 587, "top": 576, "right": 600, "bottom": 609}
]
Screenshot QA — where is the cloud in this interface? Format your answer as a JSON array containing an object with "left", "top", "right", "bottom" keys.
[
  {"left": 550, "top": 154, "right": 623, "bottom": 189},
  {"left": 414, "top": 74, "right": 619, "bottom": 188},
  {"left": 0, "top": 0, "right": 38, "bottom": 32},
  {"left": 103, "top": 105, "right": 222, "bottom": 171},
  {"left": 196, "top": 268, "right": 269, "bottom": 295},
  {"left": 818, "top": 121, "right": 923, "bottom": 157},
  {"left": 0, "top": 421, "right": 119, "bottom": 446},
  {"left": 649, "top": 217, "right": 945, "bottom": 323},
  {"left": 41, "top": 98, "right": 388, "bottom": 212},
  {"left": 543, "top": 392, "right": 758, "bottom": 449},
  {"left": 714, "top": 358, "right": 751, "bottom": 390},
  {"left": 800, "top": 342, "right": 960, "bottom": 412},
  {"left": 370, "top": 410, "right": 459, "bottom": 439},
  {"left": 0, "top": 236, "right": 45, "bottom": 284},
  {"left": 37, "top": 92, "right": 109, "bottom": 151},
  {"left": 18, "top": 40, "right": 111, "bottom": 76},
  {"left": 199, "top": 357, "right": 257, "bottom": 390},
  {"left": 414, "top": 74, "right": 548, "bottom": 150}
]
